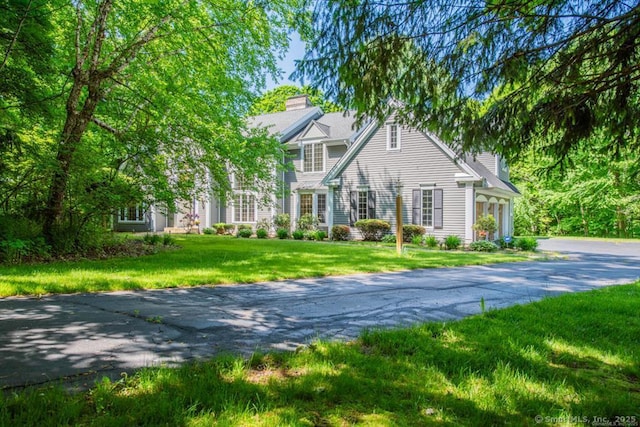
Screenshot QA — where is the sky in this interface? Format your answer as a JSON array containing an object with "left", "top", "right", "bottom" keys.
[{"left": 265, "top": 31, "right": 307, "bottom": 91}]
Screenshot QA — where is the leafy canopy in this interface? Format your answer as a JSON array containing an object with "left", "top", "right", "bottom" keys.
[
  {"left": 295, "top": 0, "right": 640, "bottom": 165},
  {"left": 250, "top": 85, "right": 343, "bottom": 115}
]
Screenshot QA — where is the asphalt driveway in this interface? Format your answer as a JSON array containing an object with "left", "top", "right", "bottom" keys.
[{"left": 1, "top": 238, "right": 638, "bottom": 390}]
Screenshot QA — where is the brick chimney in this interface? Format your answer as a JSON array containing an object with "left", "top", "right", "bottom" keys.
[{"left": 285, "top": 94, "right": 312, "bottom": 111}]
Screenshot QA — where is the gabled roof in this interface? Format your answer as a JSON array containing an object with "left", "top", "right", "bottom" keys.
[
  {"left": 464, "top": 157, "right": 521, "bottom": 195},
  {"left": 248, "top": 107, "right": 359, "bottom": 145},
  {"left": 248, "top": 107, "right": 323, "bottom": 143}
]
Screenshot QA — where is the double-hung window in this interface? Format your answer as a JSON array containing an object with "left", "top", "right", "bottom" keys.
[
  {"left": 303, "top": 143, "right": 324, "bottom": 172},
  {"left": 232, "top": 174, "right": 257, "bottom": 223},
  {"left": 386, "top": 124, "right": 401, "bottom": 150},
  {"left": 412, "top": 188, "right": 443, "bottom": 229}
]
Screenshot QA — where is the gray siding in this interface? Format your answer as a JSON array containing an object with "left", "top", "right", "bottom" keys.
[
  {"left": 334, "top": 126, "right": 468, "bottom": 240},
  {"left": 476, "top": 152, "right": 497, "bottom": 175}
]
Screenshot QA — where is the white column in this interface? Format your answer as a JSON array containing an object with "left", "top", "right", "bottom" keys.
[
  {"left": 327, "top": 187, "right": 334, "bottom": 237},
  {"left": 464, "top": 183, "right": 474, "bottom": 244}
]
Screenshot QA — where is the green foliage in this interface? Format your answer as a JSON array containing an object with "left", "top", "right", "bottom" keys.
[
  {"left": 424, "top": 235, "right": 439, "bottom": 248},
  {"left": 256, "top": 218, "right": 270, "bottom": 231},
  {"left": 292, "top": 230, "right": 304, "bottom": 240},
  {"left": 469, "top": 240, "right": 498, "bottom": 252},
  {"left": 256, "top": 228, "right": 268, "bottom": 239},
  {"left": 444, "top": 235, "right": 461, "bottom": 250},
  {"left": 143, "top": 234, "right": 162, "bottom": 246},
  {"left": 237, "top": 224, "right": 252, "bottom": 231},
  {"left": 273, "top": 213, "right": 291, "bottom": 230},
  {"left": 514, "top": 237, "right": 538, "bottom": 251},
  {"left": 308, "top": 230, "right": 327, "bottom": 241},
  {"left": 495, "top": 236, "right": 514, "bottom": 249},
  {"left": 1, "top": 0, "right": 303, "bottom": 251},
  {"left": 331, "top": 225, "right": 350, "bottom": 241},
  {"left": 202, "top": 228, "right": 214, "bottom": 235},
  {"left": 237, "top": 228, "right": 253, "bottom": 238},
  {"left": 276, "top": 228, "right": 289, "bottom": 239},
  {"left": 410, "top": 235, "right": 423, "bottom": 245},
  {"left": 402, "top": 224, "right": 426, "bottom": 243},
  {"left": 296, "top": 214, "right": 319, "bottom": 231},
  {"left": 354, "top": 219, "right": 391, "bottom": 241},
  {"left": 162, "top": 234, "right": 175, "bottom": 246},
  {"left": 472, "top": 214, "right": 498, "bottom": 239},
  {"left": 297, "top": 1, "right": 640, "bottom": 168},
  {"left": 381, "top": 234, "right": 396, "bottom": 243},
  {"left": 250, "top": 85, "right": 343, "bottom": 115}
]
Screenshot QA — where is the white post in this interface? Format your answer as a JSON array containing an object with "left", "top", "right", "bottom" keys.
[
  {"left": 327, "top": 187, "right": 334, "bottom": 238},
  {"left": 464, "top": 183, "right": 474, "bottom": 244}
]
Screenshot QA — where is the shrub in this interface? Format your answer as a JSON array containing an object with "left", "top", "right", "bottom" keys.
[
  {"left": 256, "top": 218, "right": 270, "bottom": 232},
  {"left": 162, "top": 234, "right": 175, "bottom": 246},
  {"left": 292, "top": 230, "right": 305, "bottom": 240},
  {"left": 381, "top": 234, "right": 396, "bottom": 243},
  {"left": 202, "top": 227, "right": 213, "bottom": 235},
  {"left": 0, "top": 237, "right": 52, "bottom": 264},
  {"left": 411, "top": 235, "right": 423, "bottom": 245},
  {"left": 331, "top": 225, "right": 350, "bottom": 241},
  {"left": 273, "top": 213, "right": 291, "bottom": 231},
  {"left": 495, "top": 236, "right": 514, "bottom": 249},
  {"left": 515, "top": 237, "right": 538, "bottom": 251},
  {"left": 424, "top": 235, "right": 439, "bottom": 248},
  {"left": 237, "top": 224, "right": 252, "bottom": 231},
  {"left": 297, "top": 214, "right": 318, "bottom": 231},
  {"left": 143, "top": 234, "right": 162, "bottom": 246},
  {"left": 354, "top": 219, "right": 391, "bottom": 241},
  {"left": 214, "top": 223, "right": 235, "bottom": 235},
  {"left": 276, "top": 228, "right": 289, "bottom": 239},
  {"left": 237, "top": 227, "right": 252, "bottom": 238},
  {"left": 312, "top": 230, "right": 327, "bottom": 241},
  {"left": 256, "top": 228, "right": 268, "bottom": 239},
  {"left": 402, "top": 225, "right": 426, "bottom": 243},
  {"left": 444, "top": 235, "right": 461, "bottom": 250},
  {"left": 469, "top": 240, "right": 498, "bottom": 252}
]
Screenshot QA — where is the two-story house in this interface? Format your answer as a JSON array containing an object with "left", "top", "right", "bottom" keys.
[{"left": 114, "top": 95, "right": 519, "bottom": 243}]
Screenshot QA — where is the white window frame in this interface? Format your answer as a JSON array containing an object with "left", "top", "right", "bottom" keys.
[
  {"left": 386, "top": 123, "right": 401, "bottom": 151},
  {"left": 302, "top": 142, "right": 325, "bottom": 173},
  {"left": 421, "top": 189, "right": 434, "bottom": 228},
  {"left": 119, "top": 204, "right": 146, "bottom": 224},
  {"left": 357, "top": 190, "right": 369, "bottom": 220},
  {"left": 232, "top": 193, "right": 257, "bottom": 223}
]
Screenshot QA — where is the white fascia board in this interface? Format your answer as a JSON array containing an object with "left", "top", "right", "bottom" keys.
[
  {"left": 322, "top": 120, "right": 380, "bottom": 185},
  {"left": 278, "top": 108, "right": 324, "bottom": 142},
  {"left": 422, "top": 131, "right": 482, "bottom": 180}
]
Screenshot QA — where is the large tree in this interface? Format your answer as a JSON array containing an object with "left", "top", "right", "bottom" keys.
[
  {"left": 295, "top": 0, "right": 640, "bottom": 166},
  {"left": 249, "top": 85, "right": 343, "bottom": 115},
  {"left": 1, "top": 0, "right": 303, "bottom": 248}
]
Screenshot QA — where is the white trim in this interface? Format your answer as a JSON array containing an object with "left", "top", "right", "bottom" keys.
[
  {"left": 118, "top": 205, "right": 146, "bottom": 224},
  {"left": 386, "top": 123, "right": 401, "bottom": 151},
  {"left": 464, "top": 183, "right": 474, "bottom": 243},
  {"left": 327, "top": 187, "right": 334, "bottom": 236},
  {"left": 301, "top": 141, "right": 325, "bottom": 174},
  {"left": 231, "top": 192, "right": 258, "bottom": 223}
]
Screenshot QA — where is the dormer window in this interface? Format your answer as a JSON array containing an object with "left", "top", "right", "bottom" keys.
[
  {"left": 387, "top": 124, "right": 401, "bottom": 151},
  {"left": 303, "top": 142, "right": 324, "bottom": 172}
]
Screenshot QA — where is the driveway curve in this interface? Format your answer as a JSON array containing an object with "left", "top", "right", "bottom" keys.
[{"left": 1, "top": 238, "right": 639, "bottom": 390}]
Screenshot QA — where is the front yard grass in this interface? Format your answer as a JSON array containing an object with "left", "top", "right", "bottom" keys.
[
  {"left": 0, "top": 235, "right": 530, "bottom": 297},
  {"left": 3, "top": 282, "right": 638, "bottom": 426}
]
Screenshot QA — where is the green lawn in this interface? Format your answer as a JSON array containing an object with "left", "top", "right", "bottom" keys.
[
  {"left": 0, "top": 235, "right": 530, "bottom": 297},
  {"left": 3, "top": 282, "right": 638, "bottom": 426}
]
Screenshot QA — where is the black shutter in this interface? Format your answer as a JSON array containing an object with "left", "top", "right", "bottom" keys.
[
  {"left": 434, "top": 188, "right": 443, "bottom": 229},
  {"left": 350, "top": 191, "right": 357, "bottom": 225},
  {"left": 368, "top": 191, "right": 376, "bottom": 219},
  {"left": 412, "top": 189, "right": 421, "bottom": 225}
]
